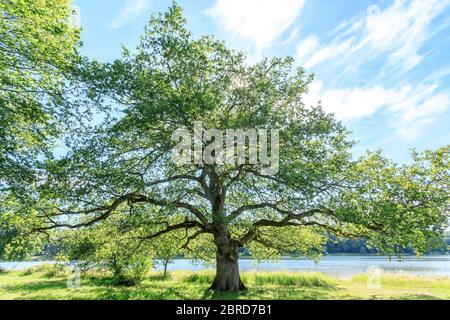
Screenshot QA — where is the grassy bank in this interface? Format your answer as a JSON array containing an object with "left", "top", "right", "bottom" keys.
[{"left": 0, "top": 267, "right": 449, "bottom": 300}]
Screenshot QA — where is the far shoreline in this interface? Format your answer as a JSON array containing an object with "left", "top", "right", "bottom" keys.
[{"left": 1, "top": 252, "right": 449, "bottom": 264}]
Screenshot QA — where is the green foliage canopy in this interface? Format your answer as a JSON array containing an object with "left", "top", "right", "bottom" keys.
[
  {"left": 34, "top": 4, "right": 449, "bottom": 259},
  {"left": 0, "top": 0, "right": 80, "bottom": 193}
]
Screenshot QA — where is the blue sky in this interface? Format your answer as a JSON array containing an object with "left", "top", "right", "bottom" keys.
[{"left": 73, "top": 0, "right": 450, "bottom": 163}]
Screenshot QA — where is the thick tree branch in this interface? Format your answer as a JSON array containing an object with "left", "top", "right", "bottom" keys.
[
  {"left": 138, "top": 220, "right": 204, "bottom": 241},
  {"left": 35, "top": 193, "right": 212, "bottom": 232},
  {"left": 180, "top": 229, "right": 209, "bottom": 250},
  {"left": 145, "top": 174, "right": 200, "bottom": 187},
  {"left": 228, "top": 204, "right": 325, "bottom": 222},
  {"left": 237, "top": 208, "right": 340, "bottom": 245},
  {"left": 34, "top": 195, "right": 129, "bottom": 231},
  {"left": 127, "top": 194, "right": 211, "bottom": 227}
]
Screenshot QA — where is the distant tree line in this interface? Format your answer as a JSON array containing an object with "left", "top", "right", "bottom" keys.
[
  {"left": 445, "top": 232, "right": 450, "bottom": 247},
  {"left": 324, "top": 235, "right": 449, "bottom": 255}
]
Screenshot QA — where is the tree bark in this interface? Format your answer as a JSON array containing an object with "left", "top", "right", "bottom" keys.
[{"left": 209, "top": 229, "right": 246, "bottom": 292}]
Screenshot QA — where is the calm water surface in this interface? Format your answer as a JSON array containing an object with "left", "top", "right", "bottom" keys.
[{"left": 2, "top": 255, "right": 450, "bottom": 279}]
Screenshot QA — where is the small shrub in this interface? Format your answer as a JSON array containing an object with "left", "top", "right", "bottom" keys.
[
  {"left": 45, "top": 265, "right": 68, "bottom": 278},
  {"left": 112, "top": 256, "right": 151, "bottom": 286},
  {"left": 30, "top": 263, "right": 68, "bottom": 278},
  {"left": 27, "top": 263, "right": 52, "bottom": 273},
  {"left": 20, "top": 268, "right": 34, "bottom": 276}
]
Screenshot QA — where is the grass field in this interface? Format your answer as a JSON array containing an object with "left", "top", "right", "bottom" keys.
[{"left": 0, "top": 267, "right": 449, "bottom": 300}]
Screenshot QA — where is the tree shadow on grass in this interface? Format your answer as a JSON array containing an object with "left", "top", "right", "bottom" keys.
[
  {"left": 2, "top": 275, "right": 343, "bottom": 300},
  {"left": 3, "top": 279, "right": 68, "bottom": 299},
  {"left": 5, "top": 280, "right": 66, "bottom": 292},
  {"left": 78, "top": 281, "right": 340, "bottom": 300},
  {"left": 397, "top": 294, "right": 442, "bottom": 300},
  {"left": 91, "top": 285, "right": 194, "bottom": 300},
  {"left": 78, "top": 278, "right": 198, "bottom": 300},
  {"left": 202, "top": 286, "right": 339, "bottom": 300}
]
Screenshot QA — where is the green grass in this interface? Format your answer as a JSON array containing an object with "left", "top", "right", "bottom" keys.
[
  {"left": 252, "top": 272, "right": 336, "bottom": 288},
  {"left": 0, "top": 268, "right": 449, "bottom": 300},
  {"left": 183, "top": 272, "right": 216, "bottom": 285}
]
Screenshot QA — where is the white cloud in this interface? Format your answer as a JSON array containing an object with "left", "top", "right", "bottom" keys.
[
  {"left": 389, "top": 85, "right": 450, "bottom": 138},
  {"left": 303, "top": 80, "right": 401, "bottom": 121},
  {"left": 303, "top": 81, "right": 450, "bottom": 139},
  {"left": 206, "top": 0, "right": 306, "bottom": 52},
  {"left": 364, "top": 0, "right": 449, "bottom": 70},
  {"left": 303, "top": 39, "right": 353, "bottom": 69},
  {"left": 297, "top": 0, "right": 450, "bottom": 72},
  {"left": 282, "top": 26, "right": 301, "bottom": 45},
  {"left": 295, "top": 35, "right": 319, "bottom": 63},
  {"left": 321, "top": 85, "right": 397, "bottom": 121},
  {"left": 111, "top": 0, "right": 150, "bottom": 29},
  {"left": 296, "top": 0, "right": 450, "bottom": 140}
]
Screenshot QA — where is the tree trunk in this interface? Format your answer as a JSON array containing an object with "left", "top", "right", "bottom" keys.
[
  {"left": 163, "top": 262, "right": 168, "bottom": 278},
  {"left": 209, "top": 230, "right": 246, "bottom": 292}
]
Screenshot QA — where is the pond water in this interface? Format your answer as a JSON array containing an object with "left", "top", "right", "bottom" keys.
[{"left": 2, "top": 255, "right": 450, "bottom": 279}]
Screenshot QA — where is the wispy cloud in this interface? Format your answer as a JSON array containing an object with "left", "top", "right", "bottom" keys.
[
  {"left": 304, "top": 80, "right": 450, "bottom": 139},
  {"left": 111, "top": 0, "right": 150, "bottom": 29},
  {"left": 297, "top": 0, "right": 450, "bottom": 73},
  {"left": 297, "top": 0, "right": 450, "bottom": 140},
  {"left": 300, "top": 38, "right": 353, "bottom": 69},
  {"left": 206, "top": 0, "right": 306, "bottom": 54},
  {"left": 295, "top": 35, "right": 319, "bottom": 63}
]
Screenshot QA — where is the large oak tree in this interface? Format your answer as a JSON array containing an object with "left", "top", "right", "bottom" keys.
[{"left": 34, "top": 4, "right": 449, "bottom": 291}]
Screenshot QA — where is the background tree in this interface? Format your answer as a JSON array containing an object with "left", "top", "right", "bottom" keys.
[
  {"left": 0, "top": 196, "right": 45, "bottom": 260},
  {"left": 33, "top": 4, "right": 449, "bottom": 292},
  {"left": 152, "top": 232, "right": 182, "bottom": 279},
  {"left": 61, "top": 209, "right": 156, "bottom": 285},
  {"left": 0, "top": 0, "right": 80, "bottom": 195}
]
